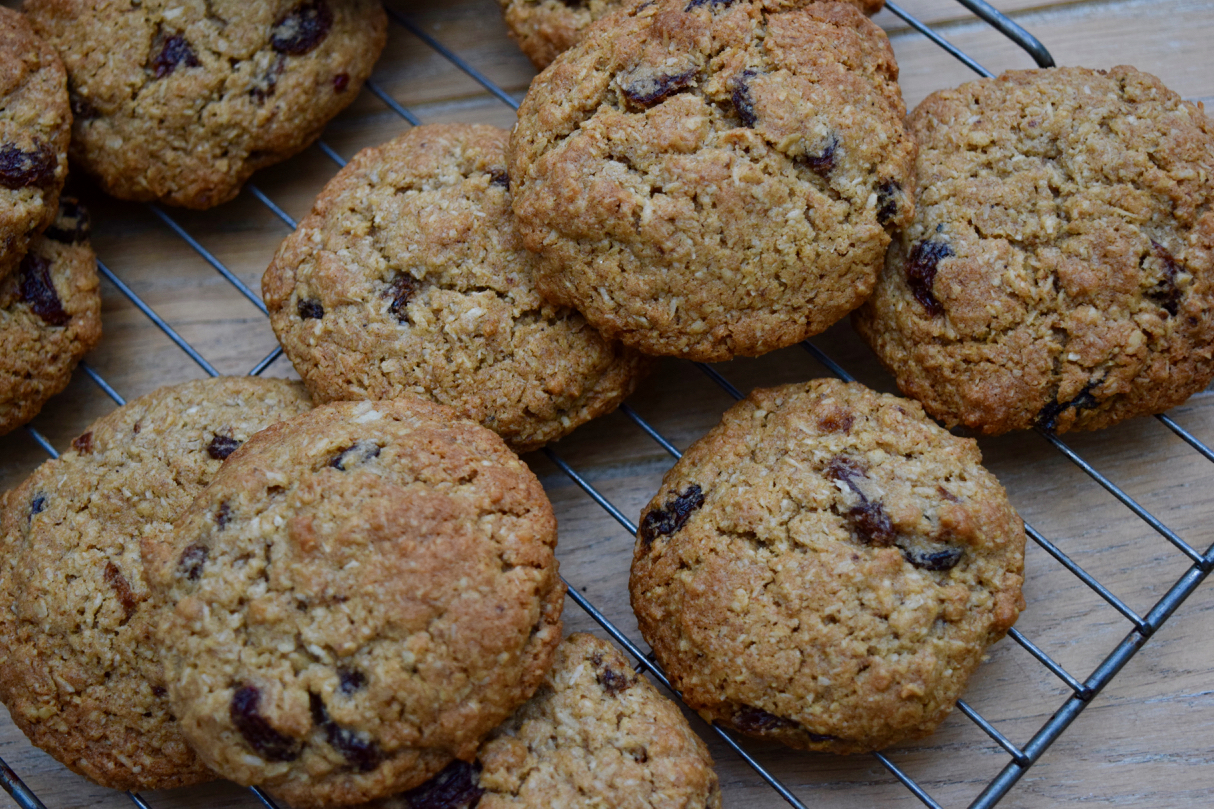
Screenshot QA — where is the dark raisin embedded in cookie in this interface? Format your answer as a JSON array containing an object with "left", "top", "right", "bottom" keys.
[
  {"left": 904, "top": 239, "right": 951, "bottom": 318},
  {"left": 179, "top": 544, "right": 208, "bottom": 581},
  {"left": 309, "top": 694, "right": 383, "bottom": 772},
  {"left": 638, "top": 484, "right": 704, "bottom": 546},
  {"left": 18, "top": 254, "right": 69, "bottom": 326},
  {"left": 338, "top": 668, "right": 366, "bottom": 694},
  {"left": 207, "top": 434, "right": 242, "bottom": 460},
  {"left": 0, "top": 143, "right": 57, "bottom": 189},
  {"left": 328, "top": 440, "right": 380, "bottom": 470},
  {"left": 385, "top": 274, "right": 419, "bottom": 322},
  {"left": 149, "top": 31, "right": 199, "bottom": 78},
  {"left": 623, "top": 67, "right": 697, "bottom": 109},
  {"left": 272, "top": 0, "right": 334, "bottom": 55},
  {"left": 230, "top": 685, "right": 301, "bottom": 762},
  {"left": 297, "top": 298, "right": 324, "bottom": 319},
  {"left": 401, "top": 759, "right": 484, "bottom": 809},
  {"left": 730, "top": 68, "right": 760, "bottom": 128}
]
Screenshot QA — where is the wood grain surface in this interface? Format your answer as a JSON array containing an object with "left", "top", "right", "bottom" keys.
[{"left": 2, "top": 1, "right": 1212, "bottom": 807}]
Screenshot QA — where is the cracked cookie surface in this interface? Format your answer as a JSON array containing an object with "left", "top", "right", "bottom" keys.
[
  {"left": 854, "top": 66, "right": 1214, "bottom": 434},
  {"left": 143, "top": 397, "right": 565, "bottom": 808},
  {"left": 509, "top": 0, "right": 915, "bottom": 361},
  {"left": 264, "top": 124, "right": 648, "bottom": 453},
  {"left": 0, "top": 6, "right": 70, "bottom": 280},
  {"left": 0, "top": 197, "right": 101, "bottom": 435},
  {"left": 377, "top": 633, "right": 720, "bottom": 809},
  {"left": 498, "top": 0, "right": 884, "bottom": 70},
  {"left": 24, "top": 0, "right": 386, "bottom": 209},
  {"left": 0, "top": 377, "right": 311, "bottom": 790},
  {"left": 629, "top": 379, "right": 1025, "bottom": 753}
]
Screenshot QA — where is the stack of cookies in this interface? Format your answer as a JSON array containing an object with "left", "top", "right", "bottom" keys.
[{"left": 3, "top": 0, "right": 1214, "bottom": 804}]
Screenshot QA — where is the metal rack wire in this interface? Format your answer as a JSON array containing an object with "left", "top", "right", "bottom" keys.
[{"left": 2, "top": 1, "right": 1212, "bottom": 808}]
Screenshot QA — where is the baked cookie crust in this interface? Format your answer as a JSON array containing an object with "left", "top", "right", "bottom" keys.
[{"left": 855, "top": 66, "right": 1214, "bottom": 434}]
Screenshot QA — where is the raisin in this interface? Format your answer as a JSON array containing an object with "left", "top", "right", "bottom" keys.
[
  {"left": 876, "top": 180, "right": 901, "bottom": 226},
  {"left": 730, "top": 68, "right": 760, "bottom": 128},
  {"left": 18, "top": 254, "right": 69, "bottom": 326},
  {"left": 230, "top": 685, "right": 300, "bottom": 762},
  {"left": 338, "top": 669, "right": 366, "bottom": 695},
  {"left": 29, "top": 494, "right": 46, "bottom": 517},
  {"left": 558, "top": 0, "right": 589, "bottom": 7},
  {"left": 250, "top": 54, "right": 287, "bottom": 104},
  {"left": 207, "top": 434, "right": 242, "bottom": 460},
  {"left": 333, "top": 72, "right": 350, "bottom": 92},
  {"left": 45, "top": 198, "right": 91, "bottom": 244},
  {"left": 104, "top": 562, "right": 139, "bottom": 620},
  {"left": 638, "top": 484, "right": 704, "bottom": 546},
  {"left": 900, "top": 545, "right": 963, "bottom": 571},
  {"left": 904, "top": 239, "right": 952, "bottom": 318},
  {"left": 800, "top": 135, "right": 837, "bottom": 175},
  {"left": 272, "top": 1, "right": 334, "bottom": 55},
  {"left": 152, "top": 685, "right": 168, "bottom": 698},
  {"left": 297, "top": 298, "right": 324, "bottom": 319},
  {"left": 847, "top": 500, "right": 895, "bottom": 546},
  {"left": 1147, "top": 241, "right": 1183, "bottom": 316},
  {"left": 597, "top": 666, "right": 634, "bottom": 696},
  {"left": 817, "top": 412, "right": 854, "bottom": 433},
  {"left": 72, "top": 431, "right": 94, "bottom": 454},
  {"left": 150, "top": 32, "right": 200, "bottom": 79},
  {"left": 826, "top": 457, "right": 894, "bottom": 546},
  {"left": 1035, "top": 382, "right": 1100, "bottom": 433},
  {"left": 623, "top": 68, "right": 697, "bottom": 109},
  {"left": 178, "top": 544, "right": 208, "bottom": 581},
  {"left": 488, "top": 168, "right": 509, "bottom": 188},
  {"left": 685, "top": 0, "right": 738, "bottom": 10},
  {"left": 215, "top": 502, "right": 231, "bottom": 529},
  {"left": 329, "top": 441, "right": 381, "bottom": 470},
  {"left": 402, "top": 759, "right": 485, "bottom": 809},
  {"left": 309, "top": 694, "right": 382, "bottom": 772},
  {"left": 0, "top": 143, "right": 56, "bottom": 189},
  {"left": 385, "top": 274, "right": 419, "bottom": 323},
  {"left": 731, "top": 705, "right": 796, "bottom": 735}
]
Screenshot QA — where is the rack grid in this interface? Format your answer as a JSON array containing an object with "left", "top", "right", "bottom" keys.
[{"left": 2, "top": 1, "right": 1212, "bottom": 808}]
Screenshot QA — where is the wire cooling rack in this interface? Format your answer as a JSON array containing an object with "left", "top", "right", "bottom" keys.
[{"left": 2, "top": 1, "right": 1213, "bottom": 807}]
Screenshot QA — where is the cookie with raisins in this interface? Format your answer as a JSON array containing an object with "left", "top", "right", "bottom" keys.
[
  {"left": 509, "top": 0, "right": 915, "bottom": 361},
  {"left": 142, "top": 397, "right": 565, "bottom": 807},
  {"left": 0, "top": 377, "right": 311, "bottom": 790},
  {"left": 854, "top": 66, "right": 1214, "bottom": 434},
  {"left": 377, "top": 633, "right": 720, "bottom": 809},
  {"left": 0, "top": 197, "right": 101, "bottom": 435},
  {"left": 0, "top": 7, "right": 70, "bottom": 279},
  {"left": 263, "top": 124, "right": 649, "bottom": 453},
  {"left": 24, "top": 0, "right": 386, "bottom": 209},
  {"left": 629, "top": 379, "right": 1025, "bottom": 754},
  {"left": 499, "top": 0, "right": 884, "bottom": 70}
]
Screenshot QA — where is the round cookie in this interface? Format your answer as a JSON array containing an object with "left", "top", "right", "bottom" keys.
[
  {"left": 0, "top": 197, "right": 102, "bottom": 435},
  {"left": 508, "top": 0, "right": 915, "bottom": 361},
  {"left": 629, "top": 379, "right": 1025, "bottom": 754},
  {"left": 0, "top": 377, "right": 312, "bottom": 790},
  {"left": 24, "top": 0, "right": 387, "bottom": 209},
  {"left": 500, "top": 0, "right": 885, "bottom": 71},
  {"left": 0, "top": 6, "right": 70, "bottom": 279},
  {"left": 854, "top": 66, "right": 1214, "bottom": 435},
  {"left": 390, "top": 633, "right": 720, "bottom": 809},
  {"left": 263, "top": 123, "right": 649, "bottom": 453},
  {"left": 144, "top": 397, "right": 566, "bottom": 808}
]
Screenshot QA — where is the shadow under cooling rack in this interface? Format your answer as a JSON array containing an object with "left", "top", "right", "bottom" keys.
[{"left": 5, "top": 2, "right": 1214, "bottom": 809}]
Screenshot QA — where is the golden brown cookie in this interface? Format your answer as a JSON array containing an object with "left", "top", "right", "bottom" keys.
[
  {"left": 263, "top": 124, "right": 649, "bottom": 453},
  {"left": 24, "top": 0, "right": 387, "bottom": 209},
  {"left": 499, "top": 0, "right": 885, "bottom": 70},
  {"left": 0, "top": 197, "right": 101, "bottom": 435},
  {"left": 144, "top": 397, "right": 565, "bottom": 808},
  {"left": 854, "top": 66, "right": 1214, "bottom": 435},
  {"left": 0, "top": 6, "right": 70, "bottom": 279},
  {"left": 509, "top": 0, "right": 915, "bottom": 361},
  {"left": 0, "top": 377, "right": 312, "bottom": 790},
  {"left": 388, "top": 633, "right": 721, "bottom": 809},
  {"left": 629, "top": 380, "right": 1025, "bottom": 754}
]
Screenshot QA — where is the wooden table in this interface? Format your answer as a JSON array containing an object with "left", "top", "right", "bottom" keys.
[{"left": 2, "top": 1, "right": 1212, "bottom": 807}]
